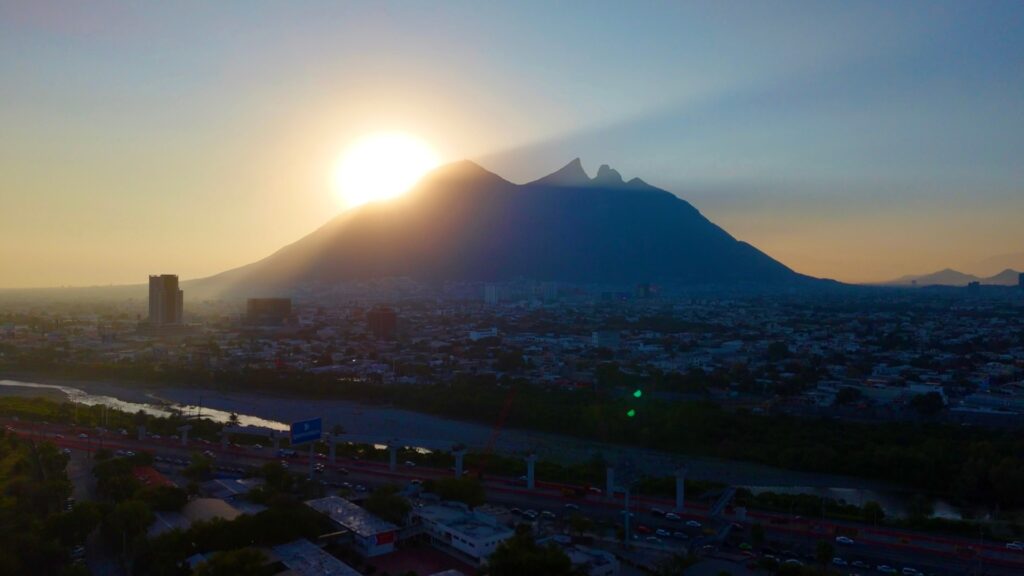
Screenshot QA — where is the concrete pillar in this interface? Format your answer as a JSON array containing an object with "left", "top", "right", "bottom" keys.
[
  {"left": 675, "top": 467, "right": 688, "bottom": 511},
  {"left": 389, "top": 445, "right": 398, "bottom": 472},
  {"left": 272, "top": 435, "right": 281, "bottom": 451},
  {"left": 178, "top": 425, "right": 190, "bottom": 446},
  {"left": 606, "top": 467, "right": 615, "bottom": 498},
  {"left": 454, "top": 449, "right": 466, "bottom": 477},
  {"left": 329, "top": 436, "right": 337, "bottom": 465},
  {"left": 526, "top": 454, "right": 537, "bottom": 490},
  {"left": 137, "top": 426, "right": 146, "bottom": 441}
]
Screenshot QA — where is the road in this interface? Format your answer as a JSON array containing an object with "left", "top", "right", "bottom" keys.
[{"left": 8, "top": 417, "right": 1024, "bottom": 576}]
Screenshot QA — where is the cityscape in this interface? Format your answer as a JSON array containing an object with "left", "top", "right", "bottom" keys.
[{"left": 3, "top": 3, "right": 1024, "bottom": 576}]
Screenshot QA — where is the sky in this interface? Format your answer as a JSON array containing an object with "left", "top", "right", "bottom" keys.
[{"left": 2, "top": 0, "right": 1022, "bottom": 288}]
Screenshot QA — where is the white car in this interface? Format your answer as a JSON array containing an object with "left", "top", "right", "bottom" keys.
[
  {"left": 901, "top": 568, "right": 919, "bottom": 575},
  {"left": 832, "top": 557, "right": 847, "bottom": 566},
  {"left": 1007, "top": 542, "right": 1024, "bottom": 551},
  {"left": 835, "top": 536, "right": 855, "bottom": 545},
  {"left": 77, "top": 433, "right": 88, "bottom": 439},
  {"left": 877, "top": 565, "right": 897, "bottom": 574},
  {"left": 564, "top": 503, "right": 580, "bottom": 511},
  {"left": 655, "top": 529, "right": 669, "bottom": 537},
  {"left": 665, "top": 512, "right": 680, "bottom": 521},
  {"left": 650, "top": 507, "right": 665, "bottom": 516},
  {"left": 685, "top": 520, "right": 702, "bottom": 528}
]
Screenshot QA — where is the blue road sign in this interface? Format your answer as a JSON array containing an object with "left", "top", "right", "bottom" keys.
[{"left": 290, "top": 418, "right": 322, "bottom": 446}]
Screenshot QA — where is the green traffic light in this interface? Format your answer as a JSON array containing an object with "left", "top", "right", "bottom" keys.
[
  {"left": 633, "top": 389, "right": 643, "bottom": 398},
  {"left": 627, "top": 409, "right": 636, "bottom": 418}
]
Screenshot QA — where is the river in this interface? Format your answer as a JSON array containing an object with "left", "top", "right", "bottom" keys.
[{"left": 0, "top": 378, "right": 974, "bottom": 520}]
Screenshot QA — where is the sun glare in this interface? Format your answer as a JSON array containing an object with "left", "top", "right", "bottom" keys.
[{"left": 333, "top": 132, "right": 440, "bottom": 209}]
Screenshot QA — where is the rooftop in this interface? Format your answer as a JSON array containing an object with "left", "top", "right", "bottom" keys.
[
  {"left": 271, "top": 539, "right": 362, "bottom": 576},
  {"left": 306, "top": 496, "right": 398, "bottom": 538},
  {"left": 417, "top": 504, "right": 514, "bottom": 541}
]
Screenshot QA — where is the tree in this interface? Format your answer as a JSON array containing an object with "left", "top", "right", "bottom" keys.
[
  {"left": 910, "top": 392, "right": 944, "bottom": 416},
  {"left": 750, "top": 523, "right": 764, "bottom": 547},
  {"left": 430, "top": 477, "right": 486, "bottom": 508},
  {"left": 184, "top": 452, "right": 213, "bottom": 481},
  {"left": 568, "top": 513, "right": 592, "bottom": 536},
  {"left": 907, "top": 494, "right": 934, "bottom": 521},
  {"left": 363, "top": 485, "right": 411, "bottom": 525},
  {"left": 487, "top": 529, "right": 576, "bottom": 576},
  {"left": 815, "top": 539, "right": 834, "bottom": 568},
  {"left": 862, "top": 501, "right": 885, "bottom": 524},
  {"left": 194, "top": 548, "right": 267, "bottom": 576},
  {"left": 102, "top": 499, "right": 154, "bottom": 552},
  {"left": 228, "top": 412, "right": 240, "bottom": 427}
]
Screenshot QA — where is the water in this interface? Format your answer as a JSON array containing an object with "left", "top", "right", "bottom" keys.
[
  {"left": 0, "top": 379, "right": 288, "bottom": 431},
  {"left": 0, "top": 378, "right": 978, "bottom": 520}
]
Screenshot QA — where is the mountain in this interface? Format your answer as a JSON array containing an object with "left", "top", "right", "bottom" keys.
[
  {"left": 190, "top": 159, "right": 819, "bottom": 297},
  {"left": 886, "top": 267, "right": 1021, "bottom": 287}
]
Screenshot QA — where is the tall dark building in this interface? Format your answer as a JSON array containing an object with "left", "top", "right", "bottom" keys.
[
  {"left": 366, "top": 305, "right": 397, "bottom": 340},
  {"left": 148, "top": 275, "right": 183, "bottom": 325},
  {"left": 246, "top": 298, "right": 292, "bottom": 325},
  {"left": 1019, "top": 272, "right": 1024, "bottom": 290}
]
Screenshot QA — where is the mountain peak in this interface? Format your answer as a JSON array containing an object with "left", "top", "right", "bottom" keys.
[
  {"left": 532, "top": 158, "right": 591, "bottom": 187},
  {"left": 594, "top": 164, "right": 624, "bottom": 186}
]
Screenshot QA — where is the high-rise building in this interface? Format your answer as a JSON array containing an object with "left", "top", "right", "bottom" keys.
[
  {"left": 366, "top": 305, "right": 397, "bottom": 339},
  {"left": 1019, "top": 272, "right": 1024, "bottom": 290},
  {"left": 148, "top": 275, "right": 183, "bottom": 325}
]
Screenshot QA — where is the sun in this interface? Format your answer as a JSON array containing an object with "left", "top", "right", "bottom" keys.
[{"left": 332, "top": 132, "right": 440, "bottom": 208}]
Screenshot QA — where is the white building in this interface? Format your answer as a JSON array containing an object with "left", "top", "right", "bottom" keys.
[
  {"left": 538, "top": 536, "right": 620, "bottom": 576},
  {"left": 305, "top": 496, "right": 398, "bottom": 557},
  {"left": 469, "top": 328, "right": 498, "bottom": 341},
  {"left": 271, "top": 539, "right": 362, "bottom": 576},
  {"left": 414, "top": 503, "right": 514, "bottom": 565}
]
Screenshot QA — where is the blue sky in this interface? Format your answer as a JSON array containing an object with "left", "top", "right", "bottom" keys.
[{"left": 1, "top": 1, "right": 1022, "bottom": 286}]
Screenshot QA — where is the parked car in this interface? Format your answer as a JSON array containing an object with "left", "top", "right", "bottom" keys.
[{"left": 835, "top": 536, "right": 855, "bottom": 545}]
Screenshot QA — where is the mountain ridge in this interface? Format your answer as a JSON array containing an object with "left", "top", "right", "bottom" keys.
[{"left": 185, "top": 159, "right": 826, "bottom": 298}]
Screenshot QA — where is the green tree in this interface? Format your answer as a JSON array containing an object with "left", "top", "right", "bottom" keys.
[
  {"left": 487, "top": 529, "right": 576, "bottom": 576},
  {"left": 363, "top": 485, "right": 411, "bottom": 525},
  {"left": 102, "top": 499, "right": 154, "bottom": 552},
  {"left": 816, "top": 540, "right": 834, "bottom": 568},
  {"left": 862, "top": 501, "right": 885, "bottom": 524},
  {"left": 194, "top": 548, "right": 268, "bottom": 576},
  {"left": 184, "top": 452, "right": 213, "bottom": 482},
  {"left": 568, "top": 513, "right": 592, "bottom": 536},
  {"left": 430, "top": 477, "right": 486, "bottom": 508}
]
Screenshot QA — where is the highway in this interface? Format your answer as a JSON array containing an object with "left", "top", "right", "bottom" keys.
[{"left": 7, "top": 417, "right": 1024, "bottom": 576}]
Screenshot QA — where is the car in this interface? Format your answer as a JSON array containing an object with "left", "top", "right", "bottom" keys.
[
  {"left": 877, "top": 566, "right": 897, "bottom": 574},
  {"left": 901, "top": 568, "right": 919, "bottom": 575},
  {"left": 835, "top": 536, "right": 855, "bottom": 545},
  {"left": 280, "top": 461, "right": 289, "bottom": 468},
  {"left": 656, "top": 529, "right": 670, "bottom": 537},
  {"left": 119, "top": 429, "right": 128, "bottom": 436},
  {"left": 1007, "top": 542, "right": 1024, "bottom": 551},
  {"left": 55, "top": 434, "right": 64, "bottom": 439},
  {"left": 619, "top": 510, "right": 636, "bottom": 518},
  {"left": 77, "top": 433, "right": 88, "bottom": 439},
  {"left": 354, "top": 484, "right": 367, "bottom": 492},
  {"left": 685, "top": 520, "right": 702, "bottom": 528},
  {"left": 151, "top": 434, "right": 161, "bottom": 439},
  {"left": 341, "top": 482, "right": 353, "bottom": 489},
  {"left": 404, "top": 460, "right": 416, "bottom": 467},
  {"left": 203, "top": 450, "right": 215, "bottom": 458},
  {"left": 337, "top": 467, "right": 350, "bottom": 475},
  {"left": 665, "top": 512, "right": 680, "bottom": 521},
  {"left": 541, "top": 510, "right": 556, "bottom": 519},
  {"left": 253, "top": 443, "right": 263, "bottom": 449},
  {"left": 832, "top": 557, "right": 847, "bottom": 566},
  {"left": 524, "top": 509, "right": 538, "bottom": 519},
  {"left": 851, "top": 560, "right": 868, "bottom": 568},
  {"left": 587, "top": 486, "right": 602, "bottom": 494},
  {"left": 61, "top": 448, "right": 71, "bottom": 455},
  {"left": 636, "top": 524, "right": 652, "bottom": 534},
  {"left": 410, "top": 478, "right": 422, "bottom": 485},
  {"left": 783, "top": 559, "right": 803, "bottom": 566},
  {"left": 564, "top": 503, "right": 580, "bottom": 511},
  {"left": 650, "top": 507, "right": 665, "bottom": 516},
  {"left": 70, "top": 545, "right": 86, "bottom": 560},
  {"left": 672, "top": 531, "right": 688, "bottom": 540},
  {"left": 645, "top": 536, "right": 661, "bottom": 543}
]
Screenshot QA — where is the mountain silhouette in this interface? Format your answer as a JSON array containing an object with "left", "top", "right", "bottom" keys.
[
  {"left": 191, "top": 159, "right": 818, "bottom": 297},
  {"left": 886, "top": 267, "right": 1021, "bottom": 287}
]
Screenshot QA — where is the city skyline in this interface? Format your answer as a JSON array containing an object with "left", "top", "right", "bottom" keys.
[{"left": 2, "top": 1, "right": 1023, "bottom": 288}]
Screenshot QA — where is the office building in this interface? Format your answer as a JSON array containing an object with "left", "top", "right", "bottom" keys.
[
  {"left": 305, "top": 496, "right": 398, "bottom": 557},
  {"left": 246, "top": 298, "right": 293, "bottom": 326},
  {"left": 148, "top": 275, "right": 183, "bottom": 325},
  {"left": 414, "top": 503, "right": 514, "bottom": 565},
  {"left": 367, "top": 305, "right": 397, "bottom": 339}
]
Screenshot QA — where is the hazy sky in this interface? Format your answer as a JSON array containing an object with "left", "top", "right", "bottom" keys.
[{"left": 2, "top": 1, "right": 1022, "bottom": 288}]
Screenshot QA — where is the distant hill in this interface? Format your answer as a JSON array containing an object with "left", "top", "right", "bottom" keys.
[
  {"left": 886, "top": 267, "right": 1021, "bottom": 287},
  {"left": 189, "top": 159, "right": 822, "bottom": 298}
]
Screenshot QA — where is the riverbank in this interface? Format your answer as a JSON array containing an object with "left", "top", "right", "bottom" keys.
[{"left": 0, "top": 373, "right": 895, "bottom": 492}]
